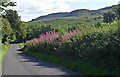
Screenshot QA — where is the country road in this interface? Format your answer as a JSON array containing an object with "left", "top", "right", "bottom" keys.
[{"left": 2, "top": 44, "right": 82, "bottom": 75}]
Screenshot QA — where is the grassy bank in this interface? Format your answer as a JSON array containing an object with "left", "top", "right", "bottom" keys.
[{"left": 0, "top": 44, "right": 9, "bottom": 69}]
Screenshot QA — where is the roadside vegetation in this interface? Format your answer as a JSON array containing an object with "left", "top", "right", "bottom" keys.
[
  {"left": 0, "top": 0, "right": 26, "bottom": 67},
  {"left": 21, "top": 20, "right": 120, "bottom": 75},
  {"left": 1, "top": 0, "right": 120, "bottom": 75},
  {"left": 0, "top": 43, "right": 9, "bottom": 68},
  {"left": 21, "top": 5, "right": 120, "bottom": 75}
]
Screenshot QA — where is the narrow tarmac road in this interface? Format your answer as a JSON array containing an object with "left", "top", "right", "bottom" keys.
[{"left": 2, "top": 44, "right": 82, "bottom": 75}]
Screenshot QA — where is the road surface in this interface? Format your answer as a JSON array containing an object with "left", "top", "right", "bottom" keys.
[{"left": 2, "top": 44, "right": 82, "bottom": 75}]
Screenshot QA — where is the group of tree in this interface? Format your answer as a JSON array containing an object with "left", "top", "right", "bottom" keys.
[
  {"left": 103, "top": 11, "right": 116, "bottom": 24},
  {"left": 103, "top": 4, "right": 120, "bottom": 24},
  {"left": 1, "top": 0, "right": 26, "bottom": 43},
  {"left": 103, "top": 4, "right": 120, "bottom": 38}
]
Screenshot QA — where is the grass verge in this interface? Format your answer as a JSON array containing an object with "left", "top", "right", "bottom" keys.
[
  {"left": 0, "top": 44, "right": 9, "bottom": 69},
  {"left": 20, "top": 43, "right": 119, "bottom": 75}
]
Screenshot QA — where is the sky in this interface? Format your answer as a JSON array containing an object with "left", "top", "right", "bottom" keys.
[{"left": 9, "top": 0, "right": 120, "bottom": 22}]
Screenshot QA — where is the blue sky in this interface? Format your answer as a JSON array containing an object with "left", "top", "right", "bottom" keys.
[
  {"left": 67, "top": 2, "right": 118, "bottom": 10},
  {"left": 10, "top": 0, "right": 120, "bottom": 22}
]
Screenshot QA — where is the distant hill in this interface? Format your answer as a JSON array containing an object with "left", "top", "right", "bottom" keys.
[{"left": 30, "top": 5, "right": 118, "bottom": 22}]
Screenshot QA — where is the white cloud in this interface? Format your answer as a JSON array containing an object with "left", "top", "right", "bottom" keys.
[
  {"left": 9, "top": 0, "right": 119, "bottom": 21},
  {"left": 9, "top": 0, "right": 71, "bottom": 21}
]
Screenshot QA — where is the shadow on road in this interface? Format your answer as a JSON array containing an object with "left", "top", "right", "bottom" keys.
[
  {"left": 16, "top": 48, "right": 83, "bottom": 76},
  {"left": 10, "top": 42, "right": 19, "bottom": 44}
]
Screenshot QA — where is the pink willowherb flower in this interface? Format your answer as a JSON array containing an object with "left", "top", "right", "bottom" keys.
[
  {"left": 28, "top": 28, "right": 83, "bottom": 47},
  {"left": 34, "top": 29, "right": 59, "bottom": 45},
  {"left": 60, "top": 29, "right": 82, "bottom": 43}
]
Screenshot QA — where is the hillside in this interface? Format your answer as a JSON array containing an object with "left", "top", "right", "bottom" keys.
[
  {"left": 30, "top": 5, "right": 117, "bottom": 22},
  {"left": 2, "top": 0, "right": 120, "bottom": 75},
  {"left": 24, "top": 7, "right": 120, "bottom": 75}
]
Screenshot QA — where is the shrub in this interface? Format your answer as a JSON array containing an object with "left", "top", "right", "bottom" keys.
[{"left": 24, "top": 24, "right": 120, "bottom": 72}]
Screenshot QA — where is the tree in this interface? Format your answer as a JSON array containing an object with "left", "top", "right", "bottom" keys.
[
  {"left": 113, "top": 4, "right": 120, "bottom": 20},
  {"left": 103, "top": 11, "right": 116, "bottom": 24},
  {"left": 3, "top": 9, "right": 27, "bottom": 42},
  {"left": 3, "top": 10, "right": 19, "bottom": 30},
  {"left": 16, "top": 22, "right": 27, "bottom": 42},
  {"left": 95, "top": 22, "right": 101, "bottom": 28},
  {"left": 116, "top": 4, "right": 120, "bottom": 37},
  {"left": 0, "top": 0, "right": 16, "bottom": 12},
  {"left": 0, "top": 0, "right": 16, "bottom": 44},
  {"left": 116, "top": 6, "right": 120, "bottom": 20},
  {"left": 1, "top": 18, "right": 12, "bottom": 43}
]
